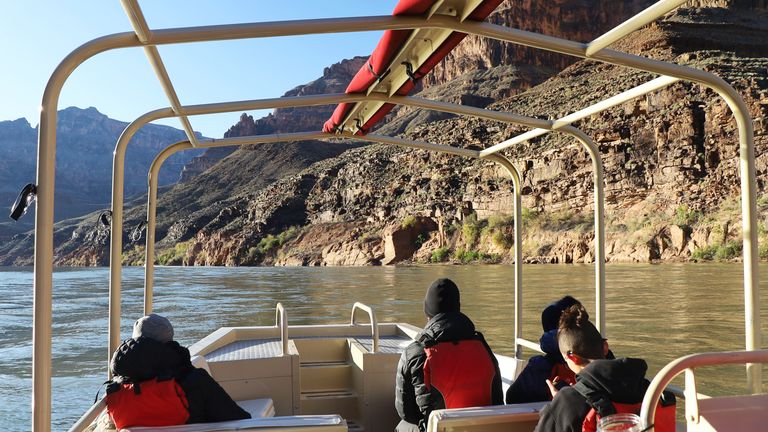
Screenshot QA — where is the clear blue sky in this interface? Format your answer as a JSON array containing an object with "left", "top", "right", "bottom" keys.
[{"left": 0, "top": 1, "right": 394, "bottom": 138}]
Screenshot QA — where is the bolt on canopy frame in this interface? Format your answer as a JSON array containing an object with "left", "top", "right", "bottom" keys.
[{"left": 30, "top": 1, "right": 760, "bottom": 430}]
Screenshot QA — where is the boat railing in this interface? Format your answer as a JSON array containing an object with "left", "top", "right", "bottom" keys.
[
  {"left": 275, "top": 302, "right": 289, "bottom": 356},
  {"left": 67, "top": 396, "right": 105, "bottom": 432},
  {"left": 640, "top": 350, "right": 768, "bottom": 431},
  {"left": 351, "top": 302, "right": 380, "bottom": 353},
  {"left": 515, "top": 338, "right": 545, "bottom": 354}
]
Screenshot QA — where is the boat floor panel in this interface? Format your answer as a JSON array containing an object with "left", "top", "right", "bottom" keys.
[
  {"left": 205, "top": 334, "right": 413, "bottom": 362},
  {"left": 206, "top": 338, "right": 283, "bottom": 362},
  {"left": 353, "top": 335, "right": 412, "bottom": 354}
]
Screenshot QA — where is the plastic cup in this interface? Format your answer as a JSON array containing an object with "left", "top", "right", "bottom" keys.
[{"left": 597, "top": 413, "right": 642, "bottom": 432}]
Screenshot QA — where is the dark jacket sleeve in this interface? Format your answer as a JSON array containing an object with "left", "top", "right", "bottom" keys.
[
  {"left": 534, "top": 387, "right": 590, "bottom": 432},
  {"left": 506, "top": 355, "right": 552, "bottom": 404},
  {"left": 396, "top": 342, "right": 429, "bottom": 425},
  {"left": 179, "top": 368, "right": 251, "bottom": 424}
]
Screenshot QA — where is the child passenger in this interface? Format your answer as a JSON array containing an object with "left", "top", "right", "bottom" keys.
[
  {"left": 505, "top": 296, "right": 582, "bottom": 404},
  {"left": 533, "top": 306, "right": 675, "bottom": 432}
]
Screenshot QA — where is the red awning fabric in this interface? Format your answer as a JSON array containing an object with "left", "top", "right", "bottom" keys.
[{"left": 323, "top": 0, "right": 504, "bottom": 135}]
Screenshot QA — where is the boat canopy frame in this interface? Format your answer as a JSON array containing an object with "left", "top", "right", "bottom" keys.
[
  {"left": 29, "top": 1, "right": 760, "bottom": 430},
  {"left": 110, "top": 92, "right": 612, "bottom": 365}
]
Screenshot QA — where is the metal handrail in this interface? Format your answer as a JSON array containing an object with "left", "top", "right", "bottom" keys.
[
  {"left": 516, "top": 337, "right": 545, "bottom": 354},
  {"left": 640, "top": 350, "right": 768, "bottom": 430},
  {"left": 67, "top": 397, "right": 106, "bottom": 432},
  {"left": 275, "top": 302, "right": 288, "bottom": 356},
  {"left": 350, "top": 302, "right": 379, "bottom": 353}
]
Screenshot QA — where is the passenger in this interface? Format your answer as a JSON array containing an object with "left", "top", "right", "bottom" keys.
[
  {"left": 106, "top": 314, "right": 251, "bottom": 429},
  {"left": 506, "top": 295, "right": 600, "bottom": 404},
  {"left": 533, "top": 306, "right": 675, "bottom": 432},
  {"left": 395, "top": 278, "right": 503, "bottom": 432}
]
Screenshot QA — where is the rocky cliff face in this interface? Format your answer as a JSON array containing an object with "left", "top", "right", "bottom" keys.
[
  {"left": 179, "top": 57, "right": 368, "bottom": 180},
  {"left": 5, "top": 3, "right": 767, "bottom": 267},
  {"left": 0, "top": 107, "right": 202, "bottom": 225},
  {"left": 422, "top": 0, "right": 657, "bottom": 89},
  {"left": 170, "top": 5, "right": 768, "bottom": 267}
]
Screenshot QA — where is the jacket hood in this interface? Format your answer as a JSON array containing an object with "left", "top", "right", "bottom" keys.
[
  {"left": 539, "top": 329, "right": 562, "bottom": 357},
  {"left": 575, "top": 358, "right": 649, "bottom": 404},
  {"left": 418, "top": 311, "right": 476, "bottom": 344},
  {"left": 110, "top": 336, "right": 192, "bottom": 382}
]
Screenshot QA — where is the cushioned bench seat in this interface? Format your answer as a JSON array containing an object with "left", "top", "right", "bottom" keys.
[
  {"left": 426, "top": 402, "right": 548, "bottom": 432},
  {"left": 124, "top": 414, "right": 347, "bottom": 432}
]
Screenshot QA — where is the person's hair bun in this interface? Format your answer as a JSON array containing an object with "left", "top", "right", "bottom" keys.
[{"left": 559, "top": 304, "right": 588, "bottom": 329}]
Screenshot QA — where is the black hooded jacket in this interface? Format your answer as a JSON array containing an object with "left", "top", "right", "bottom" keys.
[
  {"left": 506, "top": 329, "right": 572, "bottom": 404},
  {"left": 110, "top": 337, "right": 250, "bottom": 424},
  {"left": 533, "top": 358, "right": 649, "bottom": 432},
  {"left": 395, "top": 312, "right": 503, "bottom": 429}
]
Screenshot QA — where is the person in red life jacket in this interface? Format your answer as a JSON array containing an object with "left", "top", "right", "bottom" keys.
[
  {"left": 106, "top": 314, "right": 250, "bottom": 428},
  {"left": 395, "top": 278, "right": 503, "bottom": 432},
  {"left": 506, "top": 296, "right": 582, "bottom": 404},
  {"left": 533, "top": 306, "right": 675, "bottom": 432}
]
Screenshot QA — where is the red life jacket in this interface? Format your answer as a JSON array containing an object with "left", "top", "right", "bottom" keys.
[
  {"left": 549, "top": 362, "right": 577, "bottom": 392},
  {"left": 580, "top": 399, "right": 676, "bottom": 432},
  {"left": 423, "top": 339, "right": 496, "bottom": 408},
  {"left": 106, "top": 377, "right": 190, "bottom": 429}
]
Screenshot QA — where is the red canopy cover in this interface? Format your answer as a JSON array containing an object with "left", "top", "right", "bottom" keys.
[{"left": 323, "top": 0, "right": 504, "bottom": 135}]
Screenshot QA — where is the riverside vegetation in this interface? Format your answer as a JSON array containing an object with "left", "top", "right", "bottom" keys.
[{"left": 0, "top": 1, "right": 766, "bottom": 267}]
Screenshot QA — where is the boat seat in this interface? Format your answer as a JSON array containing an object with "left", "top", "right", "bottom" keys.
[
  {"left": 191, "top": 355, "right": 211, "bottom": 374},
  {"left": 237, "top": 398, "right": 276, "bottom": 418},
  {"left": 425, "top": 402, "right": 547, "bottom": 432},
  {"left": 687, "top": 394, "right": 768, "bottom": 432},
  {"left": 123, "top": 414, "right": 347, "bottom": 432}
]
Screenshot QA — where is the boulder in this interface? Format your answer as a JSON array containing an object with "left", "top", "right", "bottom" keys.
[{"left": 383, "top": 217, "right": 438, "bottom": 265}]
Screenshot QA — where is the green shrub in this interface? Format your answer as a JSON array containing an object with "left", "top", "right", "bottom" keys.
[
  {"left": 691, "top": 245, "right": 718, "bottom": 261},
  {"left": 521, "top": 207, "right": 538, "bottom": 226},
  {"left": 415, "top": 233, "right": 428, "bottom": 248},
  {"left": 157, "top": 241, "right": 190, "bottom": 265},
  {"left": 462, "top": 214, "right": 481, "bottom": 245},
  {"left": 692, "top": 242, "right": 742, "bottom": 261},
  {"left": 401, "top": 215, "right": 418, "bottom": 229},
  {"left": 759, "top": 242, "right": 768, "bottom": 260},
  {"left": 453, "top": 249, "right": 480, "bottom": 263},
  {"left": 451, "top": 249, "right": 500, "bottom": 264},
  {"left": 430, "top": 247, "right": 450, "bottom": 263},
  {"left": 487, "top": 214, "right": 514, "bottom": 229},
  {"left": 491, "top": 230, "right": 513, "bottom": 248},
  {"left": 358, "top": 232, "right": 381, "bottom": 244},
  {"left": 715, "top": 241, "right": 742, "bottom": 260},
  {"left": 277, "top": 226, "right": 299, "bottom": 245},
  {"left": 257, "top": 227, "right": 300, "bottom": 255},
  {"left": 258, "top": 235, "right": 279, "bottom": 254},
  {"left": 673, "top": 204, "right": 702, "bottom": 227}
]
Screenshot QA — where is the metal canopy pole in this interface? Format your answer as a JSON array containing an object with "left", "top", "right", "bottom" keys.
[
  {"left": 480, "top": 76, "right": 681, "bottom": 156},
  {"left": 585, "top": 0, "right": 689, "bottom": 56},
  {"left": 120, "top": 0, "right": 200, "bottom": 147},
  {"left": 33, "top": 32, "right": 137, "bottom": 432},
  {"left": 560, "top": 127, "right": 607, "bottom": 335},
  {"left": 109, "top": 108, "right": 174, "bottom": 363},
  {"left": 485, "top": 154, "right": 524, "bottom": 358}
]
